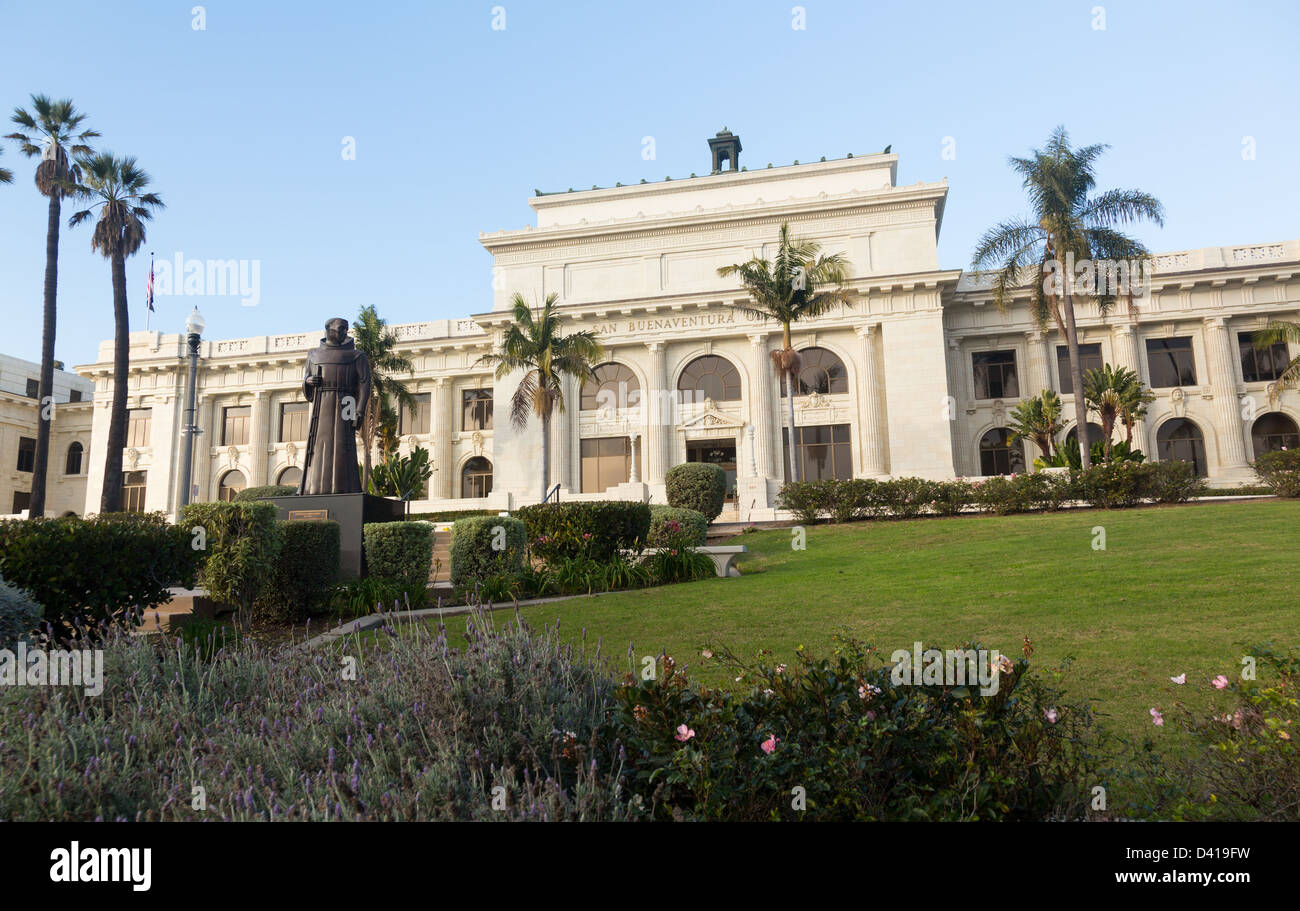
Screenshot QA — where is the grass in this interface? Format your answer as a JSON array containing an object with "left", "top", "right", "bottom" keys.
[{"left": 412, "top": 499, "right": 1298, "bottom": 745}]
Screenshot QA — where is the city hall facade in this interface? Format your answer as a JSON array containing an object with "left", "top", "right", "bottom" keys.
[{"left": 60, "top": 134, "right": 1300, "bottom": 521}]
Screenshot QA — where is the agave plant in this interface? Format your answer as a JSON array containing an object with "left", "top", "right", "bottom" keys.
[{"left": 368, "top": 445, "right": 432, "bottom": 500}]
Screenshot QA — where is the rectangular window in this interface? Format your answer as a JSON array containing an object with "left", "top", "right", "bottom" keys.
[
  {"left": 16, "top": 437, "right": 36, "bottom": 473},
  {"left": 971, "top": 350, "right": 1019, "bottom": 399},
  {"left": 1146, "top": 337, "right": 1197, "bottom": 388},
  {"left": 69, "top": 388, "right": 83, "bottom": 403},
  {"left": 1055, "top": 343, "right": 1104, "bottom": 395},
  {"left": 1238, "top": 331, "right": 1291, "bottom": 384},
  {"left": 580, "top": 436, "right": 631, "bottom": 493},
  {"left": 399, "top": 393, "right": 431, "bottom": 436},
  {"left": 25, "top": 378, "right": 39, "bottom": 398},
  {"left": 127, "top": 409, "right": 152, "bottom": 448},
  {"left": 222, "top": 406, "right": 251, "bottom": 446},
  {"left": 783, "top": 424, "right": 853, "bottom": 482},
  {"left": 279, "top": 401, "right": 309, "bottom": 441},
  {"left": 13, "top": 491, "right": 31, "bottom": 514},
  {"left": 122, "top": 470, "right": 148, "bottom": 513},
  {"left": 462, "top": 389, "right": 493, "bottom": 431}
]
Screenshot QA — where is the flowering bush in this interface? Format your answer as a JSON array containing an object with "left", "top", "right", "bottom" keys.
[
  {"left": 517, "top": 501, "right": 650, "bottom": 563},
  {"left": 1075, "top": 460, "right": 1147, "bottom": 508},
  {"left": 775, "top": 480, "right": 833, "bottom": 524},
  {"left": 647, "top": 506, "right": 708, "bottom": 548},
  {"left": 1254, "top": 449, "right": 1300, "bottom": 498},
  {"left": 642, "top": 520, "right": 715, "bottom": 585}
]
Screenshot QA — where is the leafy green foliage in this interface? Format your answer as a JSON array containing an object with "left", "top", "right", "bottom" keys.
[
  {"left": 0, "top": 574, "right": 42, "bottom": 648},
  {"left": 1255, "top": 448, "right": 1300, "bottom": 498},
  {"left": 642, "top": 521, "right": 715, "bottom": 585},
  {"left": 180, "top": 502, "right": 282, "bottom": 616},
  {"left": 665, "top": 463, "right": 727, "bottom": 522},
  {"left": 408, "top": 509, "right": 496, "bottom": 522},
  {"left": 368, "top": 446, "right": 432, "bottom": 500},
  {"left": 648, "top": 506, "right": 707, "bottom": 548},
  {"left": 328, "top": 576, "right": 411, "bottom": 618},
  {"left": 449, "top": 516, "right": 526, "bottom": 590},
  {"left": 255, "top": 520, "right": 340, "bottom": 621},
  {"left": 0, "top": 512, "right": 200, "bottom": 633},
  {"left": 233, "top": 484, "right": 296, "bottom": 501},
  {"left": 516, "top": 501, "right": 651, "bottom": 563},
  {"left": 363, "top": 521, "right": 434, "bottom": 606}
]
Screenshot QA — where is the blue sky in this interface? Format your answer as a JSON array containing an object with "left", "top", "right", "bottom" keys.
[{"left": 1, "top": 0, "right": 1296, "bottom": 368}]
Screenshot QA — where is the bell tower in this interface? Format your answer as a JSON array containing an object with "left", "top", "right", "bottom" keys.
[{"left": 708, "top": 128, "right": 742, "bottom": 173}]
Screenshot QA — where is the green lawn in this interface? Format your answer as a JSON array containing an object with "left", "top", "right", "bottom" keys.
[{"left": 417, "top": 499, "right": 1298, "bottom": 743}]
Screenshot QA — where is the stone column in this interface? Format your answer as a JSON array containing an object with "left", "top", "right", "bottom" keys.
[
  {"left": 1204, "top": 316, "right": 1249, "bottom": 474},
  {"left": 553, "top": 371, "right": 577, "bottom": 490},
  {"left": 628, "top": 431, "right": 640, "bottom": 483},
  {"left": 249, "top": 390, "right": 269, "bottom": 486},
  {"left": 1111, "top": 325, "right": 1146, "bottom": 450},
  {"left": 857, "top": 325, "right": 888, "bottom": 476},
  {"left": 747, "top": 332, "right": 776, "bottom": 478},
  {"left": 644, "top": 341, "right": 671, "bottom": 484},
  {"left": 193, "top": 395, "right": 215, "bottom": 502},
  {"left": 432, "top": 377, "right": 453, "bottom": 499},
  {"left": 945, "top": 337, "right": 969, "bottom": 476},
  {"left": 1024, "top": 329, "right": 1052, "bottom": 397}
]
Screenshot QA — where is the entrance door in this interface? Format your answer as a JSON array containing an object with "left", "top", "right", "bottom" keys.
[{"left": 686, "top": 440, "right": 737, "bottom": 502}]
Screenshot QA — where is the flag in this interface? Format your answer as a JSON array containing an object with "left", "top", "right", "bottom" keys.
[{"left": 146, "top": 257, "right": 155, "bottom": 313}]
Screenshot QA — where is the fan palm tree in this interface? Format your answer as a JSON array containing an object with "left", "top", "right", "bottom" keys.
[
  {"left": 1007, "top": 389, "right": 1064, "bottom": 460},
  {"left": 351, "top": 304, "right": 417, "bottom": 492},
  {"left": 66, "top": 153, "right": 162, "bottom": 513},
  {"left": 5, "top": 96, "right": 98, "bottom": 517},
  {"left": 0, "top": 146, "right": 12, "bottom": 184},
  {"left": 477, "top": 293, "right": 603, "bottom": 501},
  {"left": 1256, "top": 320, "right": 1300, "bottom": 388},
  {"left": 972, "top": 126, "right": 1164, "bottom": 470},
  {"left": 717, "top": 223, "right": 850, "bottom": 482}
]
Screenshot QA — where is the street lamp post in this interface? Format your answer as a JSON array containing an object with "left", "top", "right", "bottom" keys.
[{"left": 178, "top": 307, "right": 205, "bottom": 515}]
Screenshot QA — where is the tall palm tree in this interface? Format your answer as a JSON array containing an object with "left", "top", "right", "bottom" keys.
[
  {"left": 717, "top": 223, "right": 850, "bottom": 482},
  {"left": 1256, "top": 320, "right": 1300, "bottom": 388},
  {"left": 0, "top": 146, "right": 12, "bottom": 184},
  {"left": 66, "top": 153, "right": 162, "bottom": 513},
  {"left": 351, "top": 304, "right": 417, "bottom": 492},
  {"left": 1007, "top": 389, "right": 1064, "bottom": 460},
  {"left": 1117, "top": 368, "right": 1156, "bottom": 448},
  {"left": 972, "top": 126, "right": 1164, "bottom": 470},
  {"left": 477, "top": 293, "right": 603, "bottom": 501},
  {"left": 5, "top": 96, "right": 98, "bottom": 517}
]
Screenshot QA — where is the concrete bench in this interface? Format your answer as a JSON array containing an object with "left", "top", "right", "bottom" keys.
[{"left": 641, "top": 544, "right": 747, "bottom": 577}]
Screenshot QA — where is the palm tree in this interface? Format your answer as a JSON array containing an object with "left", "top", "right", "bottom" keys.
[
  {"left": 477, "top": 293, "right": 603, "bottom": 501},
  {"left": 351, "top": 304, "right": 417, "bottom": 492},
  {"left": 66, "top": 153, "right": 162, "bottom": 513},
  {"left": 1083, "top": 364, "right": 1153, "bottom": 461},
  {"left": 5, "top": 96, "right": 98, "bottom": 517},
  {"left": 1007, "top": 389, "right": 1064, "bottom": 460},
  {"left": 972, "top": 126, "right": 1164, "bottom": 471},
  {"left": 717, "top": 223, "right": 850, "bottom": 482},
  {"left": 1117, "top": 369, "right": 1156, "bottom": 449},
  {"left": 1256, "top": 320, "right": 1300, "bottom": 388},
  {"left": 0, "top": 146, "right": 12, "bottom": 184}
]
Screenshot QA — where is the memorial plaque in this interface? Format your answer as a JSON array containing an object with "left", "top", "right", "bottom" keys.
[{"left": 287, "top": 508, "right": 329, "bottom": 521}]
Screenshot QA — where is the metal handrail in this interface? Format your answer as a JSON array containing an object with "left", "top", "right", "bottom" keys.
[{"left": 543, "top": 482, "right": 561, "bottom": 504}]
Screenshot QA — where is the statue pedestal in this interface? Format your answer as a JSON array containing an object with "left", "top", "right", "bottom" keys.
[{"left": 262, "top": 493, "right": 405, "bottom": 578}]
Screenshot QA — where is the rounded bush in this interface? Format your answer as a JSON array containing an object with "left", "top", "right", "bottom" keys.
[
  {"left": 648, "top": 506, "right": 708, "bottom": 547},
  {"left": 364, "top": 521, "right": 434, "bottom": 605},
  {"left": 255, "top": 520, "right": 340, "bottom": 620},
  {"left": 450, "top": 516, "right": 526, "bottom": 589},
  {"left": 234, "top": 484, "right": 297, "bottom": 501},
  {"left": 516, "top": 501, "right": 651, "bottom": 563},
  {"left": 665, "top": 463, "right": 727, "bottom": 522}
]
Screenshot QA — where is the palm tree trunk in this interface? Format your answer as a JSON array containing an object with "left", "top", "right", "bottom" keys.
[
  {"left": 361, "top": 399, "right": 374, "bottom": 493},
  {"left": 1062, "top": 289, "right": 1091, "bottom": 470},
  {"left": 541, "top": 409, "right": 551, "bottom": 501},
  {"left": 101, "top": 252, "right": 130, "bottom": 513},
  {"left": 781, "top": 323, "right": 800, "bottom": 483},
  {"left": 28, "top": 191, "right": 62, "bottom": 518}
]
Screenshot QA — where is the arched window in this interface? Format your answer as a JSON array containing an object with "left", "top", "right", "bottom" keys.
[
  {"left": 1252, "top": 413, "right": 1300, "bottom": 454},
  {"left": 1065, "top": 422, "right": 1107, "bottom": 450},
  {"left": 218, "top": 469, "right": 247, "bottom": 503},
  {"left": 582, "top": 363, "right": 641, "bottom": 411},
  {"left": 1156, "top": 418, "right": 1208, "bottom": 477},
  {"left": 780, "top": 347, "right": 849, "bottom": 396},
  {"left": 65, "top": 441, "right": 83, "bottom": 475},
  {"left": 461, "top": 457, "right": 493, "bottom": 499},
  {"left": 277, "top": 466, "right": 303, "bottom": 487},
  {"left": 677, "top": 355, "right": 741, "bottom": 403},
  {"left": 979, "top": 428, "right": 1026, "bottom": 476}
]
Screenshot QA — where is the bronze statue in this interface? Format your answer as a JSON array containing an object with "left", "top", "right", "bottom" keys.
[{"left": 297, "top": 317, "right": 371, "bottom": 495}]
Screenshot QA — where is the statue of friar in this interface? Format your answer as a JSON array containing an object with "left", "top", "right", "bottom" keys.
[{"left": 297, "top": 317, "right": 371, "bottom": 495}]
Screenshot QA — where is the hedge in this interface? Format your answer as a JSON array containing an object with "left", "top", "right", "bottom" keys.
[
  {"left": 255, "top": 520, "right": 341, "bottom": 620},
  {"left": 1255, "top": 449, "right": 1300, "bottom": 498},
  {"left": 408, "top": 509, "right": 497, "bottom": 523},
  {"left": 665, "top": 463, "right": 727, "bottom": 522},
  {"left": 648, "top": 506, "right": 708, "bottom": 548},
  {"left": 0, "top": 575, "right": 42, "bottom": 649},
  {"left": 363, "top": 521, "right": 434, "bottom": 606},
  {"left": 181, "top": 501, "right": 283, "bottom": 615},
  {"left": 234, "top": 484, "right": 297, "bottom": 501},
  {"left": 0, "top": 512, "right": 201, "bottom": 632},
  {"left": 515, "top": 501, "right": 651, "bottom": 563},
  {"left": 450, "top": 515, "right": 527, "bottom": 589}
]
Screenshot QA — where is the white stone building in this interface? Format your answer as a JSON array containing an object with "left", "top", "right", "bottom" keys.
[
  {"left": 0, "top": 353, "right": 94, "bottom": 517},
  {"left": 67, "top": 134, "right": 1299, "bottom": 520}
]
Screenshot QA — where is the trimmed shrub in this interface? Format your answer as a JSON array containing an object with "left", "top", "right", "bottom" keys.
[
  {"left": 408, "top": 509, "right": 496, "bottom": 522},
  {"left": 255, "top": 520, "right": 341, "bottom": 620},
  {"left": 364, "top": 521, "right": 434, "bottom": 605},
  {"left": 234, "top": 484, "right": 297, "bottom": 501},
  {"left": 0, "top": 575, "right": 42, "bottom": 648},
  {"left": 1255, "top": 449, "right": 1300, "bottom": 498},
  {"left": 450, "top": 515, "right": 527, "bottom": 590},
  {"left": 648, "top": 506, "right": 708, "bottom": 548},
  {"left": 181, "top": 502, "right": 283, "bottom": 615},
  {"left": 775, "top": 480, "right": 829, "bottom": 524},
  {"left": 830, "top": 478, "right": 876, "bottom": 522},
  {"left": 0, "top": 512, "right": 201, "bottom": 633},
  {"left": 516, "top": 501, "right": 651, "bottom": 563},
  {"left": 873, "top": 477, "right": 935, "bottom": 519},
  {"left": 1146, "top": 461, "right": 1209, "bottom": 504},
  {"left": 928, "top": 480, "right": 973, "bottom": 516},
  {"left": 1074, "top": 460, "right": 1146, "bottom": 509},
  {"left": 665, "top": 463, "right": 727, "bottom": 522},
  {"left": 971, "top": 476, "right": 1029, "bottom": 515}
]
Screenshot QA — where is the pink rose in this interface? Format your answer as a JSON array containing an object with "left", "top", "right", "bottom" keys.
[
  {"left": 674, "top": 724, "right": 695, "bottom": 742},
  {"left": 760, "top": 734, "right": 779, "bottom": 754}
]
